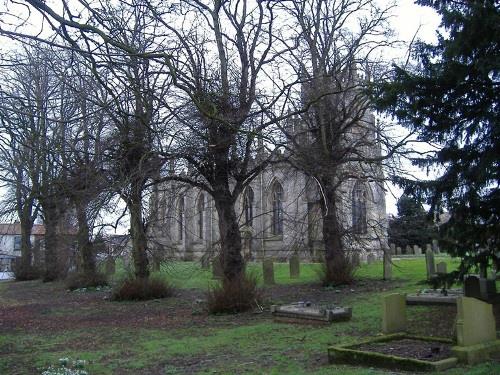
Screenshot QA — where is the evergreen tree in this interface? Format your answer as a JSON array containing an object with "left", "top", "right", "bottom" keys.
[
  {"left": 388, "top": 195, "right": 438, "bottom": 250},
  {"left": 375, "top": 1, "right": 499, "bottom": 275}
]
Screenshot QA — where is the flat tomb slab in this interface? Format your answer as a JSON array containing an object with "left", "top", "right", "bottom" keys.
[
  {"left": 328, "top": 334, "right": 458, "bottom": 372},
  {"left": 407, "top": 289, "right": 463, "bottom": 305},
  {"left": 271, "top": 302, "right": 352, "bottom": 324}
]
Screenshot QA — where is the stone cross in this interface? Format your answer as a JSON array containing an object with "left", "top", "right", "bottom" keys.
[
  {"left": 289, "top": 254, "right": 300, "bottom": 279},
  {"left": 382, "top": 293, "right": 407, "bottom": 334},
  {"left": 456, "top": 296, "right": 496, "bottom": 346},
  {"left": 263, "top": 259, "right": 275, "bottom": 285},
  {"left": 425, "top": 249, "right": 436, "bottom": 280},
  {"left": 383, "top": 249, "right": 392, "bottom": 281}
]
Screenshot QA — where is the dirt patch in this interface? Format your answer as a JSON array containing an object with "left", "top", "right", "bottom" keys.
[{"left": 356, "top": 338, "right": 453, "bottom": 362}]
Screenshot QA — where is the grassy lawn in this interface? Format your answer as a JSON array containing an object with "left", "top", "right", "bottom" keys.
[{"left": 0, "top": 256, "right": 498, "bottom": 375}]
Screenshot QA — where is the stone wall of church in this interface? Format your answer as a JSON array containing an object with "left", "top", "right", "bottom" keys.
[{"left": 148, "top": 162, "right": 387, "bottom": 262}]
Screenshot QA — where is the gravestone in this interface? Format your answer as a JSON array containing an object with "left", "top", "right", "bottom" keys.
[
  {"left": 383, "top": 250, "right": 392, "bottom": 281},
  {"left": 436, "top": 261, "right": 447, "bottom": 275},
  {"left": 396, "top": 246, "right": 402, "bottom": 255},
  {"left": 390, "top": 243, "right": 396, "bottom": 255},
  {"left": 263, "top": 259, "right": 275, "bottom": 285},
  {"left": 212, "top": 256, "right": 224, "bottom": 279},
  {"left": 105, "top": 257, "right": 115, "bottom": 275},
  {"left": 463, "top": 275, "right": 481, "bottom": 300},
  {"left": 425, "top": 249, "right": 436, "bottom": 280},
  {"left": 432, "top": 239, "right": 440, "bottom": 254},
  {"left": 289, "top": 253, "right": 300, "bottom": 279},
  {"left": 405, "top": 245, "right": 412, "bottom": 255},
  {"left": 367, "top": 253, "right": 376, "bottom": 264},
  {"left": 489, "top": 265, "right": 497, "bottom": 281},
  {"left": 351, "top": 253, "right": 360, "bottom": 267},
  {"left": 382, "top": 293, "right": 407, "bottom": 334},
  {"left": 414, "top": 245, "right": 422, "bottom": 256},
  {"left": 456, "top": 296, "right": 496, "bottom": 346},
  {"left": 426, "top": 243, "right": 432, "bottom": 255},
  {"left": 479, "top": 278, "right": 497, "bottom": 301}
]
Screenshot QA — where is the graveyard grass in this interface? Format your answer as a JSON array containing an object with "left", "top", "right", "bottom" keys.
[{"left": 1, "top": 257, "right": 499, "bottom": 374}]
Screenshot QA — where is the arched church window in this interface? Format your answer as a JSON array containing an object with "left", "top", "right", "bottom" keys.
[
  {"left": 178, "top": 196, "right": 184, "bottom": 241},
  {"left": 271, "top": 182, "right": 284, "bottom": 235},
  {"left": 352, "top": 181, "right": 368, "bottom": 234},
  {"left": 197, "top": 193, "right": 205, "bottom": 239},
  {"left": 243, "top": 187, "right": 254, "bottom": 226}
]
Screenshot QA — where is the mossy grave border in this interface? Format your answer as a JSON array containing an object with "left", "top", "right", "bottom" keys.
[{"left": 328, "top": 333, "right": 458, "bottom": 372}]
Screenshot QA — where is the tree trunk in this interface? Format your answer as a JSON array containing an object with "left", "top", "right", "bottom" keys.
[
  {"left": 214, "top": 193, "right": 244, "bottom": 282},
  {"left": 43, "top": 202, "right": 59, "bottom": 281},
  {"left": 75, "top": 200, "right": 96, "bottom": 275},
  {"left": 19, "top": 214, "right": 34, "bottom": 272},
  {"left": 128, "top": 188, "right": 149, "bottom": 279},
  {"left": 320, "top": 183, "right": 353, "bottom": 285}
]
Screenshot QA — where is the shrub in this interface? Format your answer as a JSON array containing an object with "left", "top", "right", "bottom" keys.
[
  {"left": 206, "top": 272, "right": 262, "bottom": 314},
  {"left": 66, "top": 272, "right": 108, "bottom": 291},
  {"left": 111, "top": 275, "right": 173, "bottom": 301},
  {"left": 12, "top": 261, "right": 40, "bottom": 281}
]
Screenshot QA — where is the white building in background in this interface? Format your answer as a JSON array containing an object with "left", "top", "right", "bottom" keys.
[{"left": 0, "top": 223, "right": 45, "bottom": 272}]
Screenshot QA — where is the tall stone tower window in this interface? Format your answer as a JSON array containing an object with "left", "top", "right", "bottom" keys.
[
  {"left": 271, "top": 182, "right": 284, "bottom": 235},
  {"left": 243, "top": 187, "right": 254, "bottom": 226},
  {"left": 178, "top": 196, "right": 185, "bottom": 241},
  {"left": 197, "top": 193, "right": 205, "bottom": 239},
  {"left": 352, "top": 181, "right": 368, "bottom": 234}
]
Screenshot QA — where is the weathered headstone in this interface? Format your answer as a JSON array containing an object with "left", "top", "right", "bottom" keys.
[
  {"left": 382, "top": 293, "right": 407, "bottom": 334},
  {"left": 479, "top": 277, "right": 497, "bottom": 301},
  {"left": 289, "top": 254, "right": 300, "bottom": 279},
  {"left": 463, "top": 275, "right": 481, "bottom": 300},
  {"left": 390, "top": 243, "right": 396, "bottom": 255},
  {"left": 413, "top": 245, "right": 422, "bottom": 255},
  {"left": 263, "top": 259, "right": 275, "bottom": 285},
  {"left": 405, "top": 245, "right": 412, "bottom": 255},
  {"left": 456, "top": 296, "right": 496, "bottom": 346},
  {"left": 351, "top": 253, "right": 360, "bottom": 267},
  {"left": 396, "top": 246, "right": 402, "bottom": 255},
  {"left": 436, "top": 261, "right": 447, "bottom": 275},
  {"left": 432, "top": 239, "right": 440, "bottom": 254},
  {"left": 425, "top": 248, "right": 436, "bottom": 279},
  {"left": 426, "top": 243, "right": 432, "bottom": 255},
  {"left": 383, "top": 250, "right": 392, "bottom": 281},
  {"left": 489, "top": 265, "right": 497, "bottom": 281},
  {"left": 105, "top": 257, "right": 116, "bottom": 275},
  {"left": 212, "top": 256, "right": 224, "bottom": 279}
]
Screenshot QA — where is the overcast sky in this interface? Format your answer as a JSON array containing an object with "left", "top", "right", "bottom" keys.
[{"left": 0, "top": 0, "right": 442, "bottom": 225}]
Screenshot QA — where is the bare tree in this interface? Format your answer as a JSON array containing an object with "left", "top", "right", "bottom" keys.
[{"left": 280, "top": 0, "right": 397, "bottom": 284}]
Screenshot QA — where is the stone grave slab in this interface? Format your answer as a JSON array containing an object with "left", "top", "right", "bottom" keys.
[
  {"left": 271, "top": 301, "right": 352, "bottom": 325},
  {"left": 406, "top": 288, "right": 463, "bottom": 305}
]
